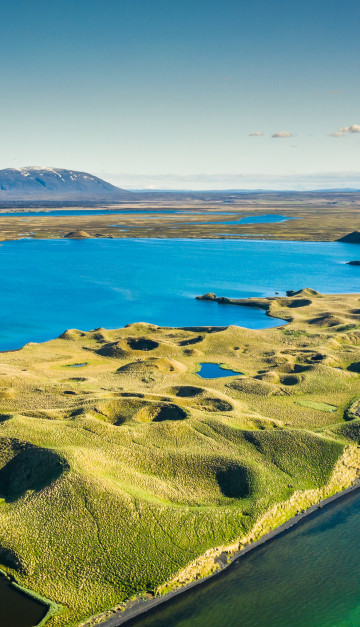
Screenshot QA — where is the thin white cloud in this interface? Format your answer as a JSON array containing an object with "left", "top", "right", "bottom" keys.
[
  {"left": 100, "top": 171, "right": 360, "bottom": 191},
  {"left": 249, "top": 131, "right": 264, "bottom": 136},
  {"left": 330, "top": 131, "right": 344, "bottom": 138},
  {"left": 272, "top": 131, "right": 293, "bottom": 138},
  {"left": 339, "top": 124, "right": 360, "bottom": 133}
]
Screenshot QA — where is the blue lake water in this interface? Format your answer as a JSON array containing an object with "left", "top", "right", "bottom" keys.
[
  {"left": 129, "top": 488, "right": 360, "bottom": 627},
  {"left": 1, "top": 210, "right": 293, "bottom": 227},
  {"left": 1, "top": 236, "right": 360, "bottom": 625},
  {"left": 181, "top": 214, "right": 295, "bottom": 226},
  {"left": 0, "top": 238, "right": 359, "bottom": 350},
  {"left": 239, "top": 214, "right": 292, "bottom": 224},
  {"left": 196, "top": 363, "right": 242, "bottom": 378}
]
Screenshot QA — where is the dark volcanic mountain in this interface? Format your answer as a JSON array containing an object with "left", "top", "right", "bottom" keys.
[{"left": 0, "top": 167, "right": 131, "bottom": 200}]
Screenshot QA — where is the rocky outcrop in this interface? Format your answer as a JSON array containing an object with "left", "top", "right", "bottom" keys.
[
  {"left": 64, "top": 230, "right": 92, "bottom": 239},
  {"left": 338, "top": 231, "right": 360, "bottom": 243},
  {"left": 196, "top": 292, "right": 217, "bottom": 300}
]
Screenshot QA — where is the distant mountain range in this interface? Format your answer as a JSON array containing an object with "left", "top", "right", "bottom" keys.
[
  {"left": 0, "top": 167, "right": 131, "bottom": 200},
  {"left": 0, "top": 168, "right": 359, "bottom": 202}
]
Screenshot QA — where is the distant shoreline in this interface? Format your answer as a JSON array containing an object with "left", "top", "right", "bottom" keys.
[
  {"left": 1, "top": 195, "right": 360, "bottom": 243},
  {"left": 99, "top": 479, "right": 360, "bottom": 626}
]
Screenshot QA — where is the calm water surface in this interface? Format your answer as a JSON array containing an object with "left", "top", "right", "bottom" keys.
[
  {"left": 0, "top": 238, "right": 359, "bottom": 350},
  {"left": 1, "top": 237, "right": 360, "bottom": 624},
  {"left": 0, "top": 575, "right": 47, "bottom": 627},
  {"left": 129, "top": 489, "right": 360, "bottom": 627},
  {"left": 197, "top": 363, "right": 242, "bottom": 378},
  {"left": 183, "top": 214, "right": 296, "bottom": 226}
]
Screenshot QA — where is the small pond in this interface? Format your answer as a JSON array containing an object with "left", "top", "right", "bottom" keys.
[
  {"left": 0, "top": 574, "right": 48, "bottom": 627},
  {"left": 197, "top": 363, "right": 242, "bottom": 378}
]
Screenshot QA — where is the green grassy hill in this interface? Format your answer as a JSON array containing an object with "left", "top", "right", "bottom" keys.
[{"left": 1, "top": 291, "right": 360, "bottom": 625}]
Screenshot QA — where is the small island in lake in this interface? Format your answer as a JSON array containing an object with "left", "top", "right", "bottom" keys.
[{"left": 1, "top": 290, "right": 360, "bottom": 625}]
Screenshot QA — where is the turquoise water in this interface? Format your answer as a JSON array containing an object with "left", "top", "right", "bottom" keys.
[
  {"left": 239, "top": 214, "right": 292, "bottom": 224},
  {"left": 0, "top": 238, "right": 358, "bottom": 350},
  {"left": 127, "top": 489, "right": 360, "bottom": 627},
  {"left": 0, "top": 211, "right": 287, "bottom": 223},
  {"left": 183, "top": 214, "right": 295, "bottom": 226},
  {"left": 1, "top": 236, "right": 360, "bottom": 624},
  {"left": 197, "top": 363, "right": 242, "bottom": 378}
]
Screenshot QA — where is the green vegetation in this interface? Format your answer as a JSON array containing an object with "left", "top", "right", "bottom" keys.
[
  {"left": 1, "top": 291, "right": 360, "bottom": 625},
  {"left": 295, "top": 400, "right": 337, "bottom": 412},
  {"left": 1, "top": 192, "right": 360, "bottom": 242}
]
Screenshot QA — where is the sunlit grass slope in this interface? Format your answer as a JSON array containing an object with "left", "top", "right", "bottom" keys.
[{"left": 1, "top": 290, "right": 360, "bottom": 625}]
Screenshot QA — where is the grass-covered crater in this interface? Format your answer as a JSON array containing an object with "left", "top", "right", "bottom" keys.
[{"left": 1, "top": 292, "right": 360, "bottom": 625}]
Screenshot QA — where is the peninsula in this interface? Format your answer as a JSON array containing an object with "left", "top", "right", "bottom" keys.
[{"left": 1, "top": 290, "right": 360, "bottom": 625}]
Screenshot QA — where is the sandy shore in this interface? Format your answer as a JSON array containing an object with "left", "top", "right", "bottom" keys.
[{"left": 98, "top": 478, "right": 360, "bottom": 626}]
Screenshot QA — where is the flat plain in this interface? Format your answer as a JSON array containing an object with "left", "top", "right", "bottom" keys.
[{"left": 1, "top": 191, "right": 360, "bottom": 241}]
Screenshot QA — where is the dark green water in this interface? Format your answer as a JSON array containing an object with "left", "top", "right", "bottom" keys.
[
  {"left": 0, "top": 575, "right": 47, "bottom": 627},
  {"left": 129, "top": 489, "right": 360, "bottom": 627}
]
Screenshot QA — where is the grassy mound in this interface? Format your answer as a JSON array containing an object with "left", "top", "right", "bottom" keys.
[
  {"left": 280, "top": 374, "right": 302, "bottom": 386},
  {"left": 135, "top": 402, "right": 188, "bottom": 422},
  {"left": 0, "top": 438, "right": 68, "bottom": 502},
  {"left": 173, "top": 385, "right": 204, "bottom": 397},
  {"left": 242, "top": 430, "right": 342, "bottom": 487},
  {"left": 98, "top": 337, "right": 160, "bottom": 357},
  {"left": 309, "top": 313, "right": 345, "bottom": 327},
  {"left": 178, "top": 335, "right": 204, "bottom": 346},
  {"left": 127, "top": 337, "right": 159, "bottom": 351},
  {"left": 228, "top": 377, "right": 280, "bottom": 396},
  {"left": 64, "top": 230, "right": 91, "bottom": 239},
  {"left": 197, "top": 397, "right": 233, "bottom": 412},
  {"left": 91, "top": 398, "right": 144, "bottom": 425},
  {"left": 287, "top": 298, "right": 312, "bottom": 308},
  {"left": 117, "top": 357, "right": 186, "bottom": 375},
  {"left": 0, "top": 291, "right": 359, "bottom": 625},
  {"left": 216, "top": 463, "right": 251, "bottom": 498}
]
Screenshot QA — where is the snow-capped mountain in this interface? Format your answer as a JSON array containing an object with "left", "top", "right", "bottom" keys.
[{"left": 0, "top": 167, "right": 130, "bottom": 200}]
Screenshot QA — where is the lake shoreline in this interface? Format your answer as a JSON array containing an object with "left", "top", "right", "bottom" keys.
[
  {"left": 2, "top": 241, "right": 360, "bottom": 626},
  {"left": 96, "top": 478, "right": 360, "bottom": 627},
  {"left": 1, "top": 194, "right": 360, "bottom": 242},
  {"left": 0, "top": 567, "right": 58, "bottom": 627}
]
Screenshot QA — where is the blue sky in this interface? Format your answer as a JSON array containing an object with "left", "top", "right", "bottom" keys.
[{"left": 1, "top": 0, "right": 359, "bottom": 189}]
